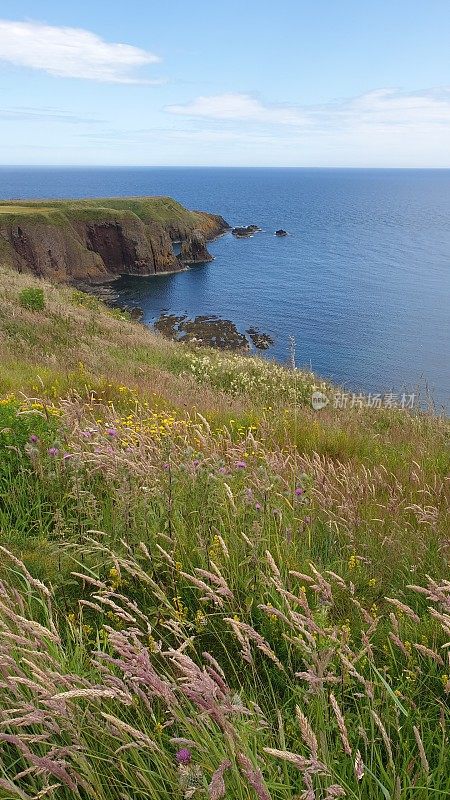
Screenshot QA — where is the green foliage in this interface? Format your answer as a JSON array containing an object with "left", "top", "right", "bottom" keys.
[{"left": 18, "top": 286, "right": 45, "bottom": 311}]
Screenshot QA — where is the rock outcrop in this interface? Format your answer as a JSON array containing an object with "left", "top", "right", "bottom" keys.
[
  {"left": 231, "top": 224, "right": 261, "bottom": 238},
  {"left": 0, "top": 197, "right": 229, "bottom": 283}
]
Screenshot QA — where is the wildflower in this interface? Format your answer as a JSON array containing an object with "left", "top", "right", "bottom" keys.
[
  {"left": 106, "top": 427, "right": 117, "bottom": 437},
  {"left": 255, "top": 502, "right": 262, "bottom": 511},
  {"left": 368, "top": 578, "right": 376, "bottom": 587},
  {"left": 47, "top": 447, "right": 59, "bottom": 457},
  {"left": 147, "top": 634, "right": 159, "bottom": 653},
  {"left": 63, "top": 452, "right": 73, "bottom": 461},
  {"left": 348, "top": 554, "right": 358, "bottom": 570},
  {"left": 236, "top": 460, "right": 247, "bottom": 469},
  {"left": 29, "top": 434, "right": 39, "bottom": 443},
  {"left": 194, "top": 609, "right": 207, "bottom": 629},
  {"left": 295, "top": 486, "right": 304, "bottom": 496},
  {"left": 176, "top": 748, "right": 192, "bottom": 765}
]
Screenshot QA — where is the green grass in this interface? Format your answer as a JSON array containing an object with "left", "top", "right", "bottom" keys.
[
  {"left": 0, "top": 267, "right": 448, "bottom": 800},
  {"left": 0, "top": 195, "right": 208, "bottom": 230}
]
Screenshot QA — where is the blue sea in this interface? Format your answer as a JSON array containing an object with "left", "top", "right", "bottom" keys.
[{"left": 1, "top": 167, "right": 449, "bottom": 410}]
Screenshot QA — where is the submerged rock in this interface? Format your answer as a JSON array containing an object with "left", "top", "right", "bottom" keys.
[
  {"left": 275, "top": 229, "right": 288, "bottom": 237},
  {"left": 154, "top": 313, "right": 249, "bottom": 351},
  {"left": 246, "top": 327, "right": 275, "bottom": 350},
  {"left": 231, "top": 224, "right": 262, "bottom": 238}
]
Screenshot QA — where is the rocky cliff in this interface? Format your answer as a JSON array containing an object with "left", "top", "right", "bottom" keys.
[{"left": 0, "top": 197, "right": 229, "bottom": 282}]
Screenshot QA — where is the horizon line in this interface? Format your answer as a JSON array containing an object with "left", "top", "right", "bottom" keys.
[{"left": 1, "top": 164, "right": 450, "bottom": 170}]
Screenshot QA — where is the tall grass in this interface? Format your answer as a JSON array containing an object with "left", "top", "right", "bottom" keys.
[
  {"left": 0, "top": 268, "right": 448, "bottom": 798},
  {"left": 0, "top": 388, "right": 448, "bottom": 799}
]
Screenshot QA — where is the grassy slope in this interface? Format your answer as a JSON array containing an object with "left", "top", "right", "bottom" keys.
[
  {"left": 0, "top": 196, "right": 210, "bottom": 229},
  {"left": 0, "top": 267, "right": 449, "bottom": 800}
]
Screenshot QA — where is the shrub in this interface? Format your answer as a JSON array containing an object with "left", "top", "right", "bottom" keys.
[{"left": 19, "top": 286, "right": 45, "bottom": 311}]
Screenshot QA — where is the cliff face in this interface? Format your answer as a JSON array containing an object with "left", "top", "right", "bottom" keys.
[{"left": 0, "top": 198, "right": 229, "bottom": 282}]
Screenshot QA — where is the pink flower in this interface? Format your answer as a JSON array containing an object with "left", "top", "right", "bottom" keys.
[
  {"left": 106, "top": 427, "right": 117, "bottom": 437},
  {"left": 47, "top": 447, "right": 59, "bottom": 457},
  {"left": 236, "top": 460, "right": 247, "bottom": 469},
  {"left": 176, "top": 748, "right": 192, "bottom": 765},
  {"left": 295, "top": 487, "right": 304, "bottom": 496},
  {"left": 29, "top": 434, "right": 38, "bottom": 443}
]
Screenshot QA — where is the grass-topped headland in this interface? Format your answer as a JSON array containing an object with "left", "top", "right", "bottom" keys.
[
  {"left": 0, "top": 196, "right": 229, "bottom": 282},
  {"left": 0, "top": 268, "right": 448, "bottom": 799}
]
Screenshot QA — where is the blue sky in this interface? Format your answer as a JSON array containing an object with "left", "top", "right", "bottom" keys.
[{"left": 0, "top": 0, "right": 449, "bottom": 166}]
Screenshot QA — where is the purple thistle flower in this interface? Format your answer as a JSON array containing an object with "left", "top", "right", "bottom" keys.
[
  {"left": 218, "top": 466, "right": 227, "bottom": 475},
  {"left": 236, "top": 460, "right": 247, "bottom": 469},
  {"left": 295, "top": 487, "right": 304, "bottom": 496},
  {"left": 47, "top": 447, "right": 59, "bottom": 457},
  {"left": 176, "top": 748, "right": 192, "bottom": 765},
  {"left": 106, "top": 427, "right": 117, "bottom": 437},
  {"left": 163, "top": 462, "right": 170, "bottom": 470},
  {"left": 255, "top": 502, "right": 262, "bottom": 511},
  {"left": 29, "top": 434, "right": 39, "bottom": 443}
]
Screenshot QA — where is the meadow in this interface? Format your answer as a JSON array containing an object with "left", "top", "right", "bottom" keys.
[{"left": 0, "top": 267, "right": 448, "bottom": 800}]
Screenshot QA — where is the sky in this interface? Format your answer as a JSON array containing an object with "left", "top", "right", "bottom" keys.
[{"left": 0, "top": 0, "right": 449, "bottom": 167}]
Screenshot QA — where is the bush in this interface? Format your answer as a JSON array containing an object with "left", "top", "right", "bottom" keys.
[{"left": 19, "top": 286, "right": 45, "bottom": 311}]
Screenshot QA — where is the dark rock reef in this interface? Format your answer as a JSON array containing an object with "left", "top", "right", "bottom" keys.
[
  {"left": 246, "top": 327, "right": 275, "bottom": 350},
  {"left": 231, "top": 224, "right": 262, "bottom": 238},
  {"left": 275, "top": 229, "right": 288, "bottom": 237},
  {"left": 153, "top": 313, "right": 275, "bottom": 353},
  {"left": 0, "top": 197, "right": 229, "bottom": 283}
]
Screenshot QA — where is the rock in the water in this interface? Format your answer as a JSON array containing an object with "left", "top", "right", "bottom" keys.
[
  {"left": 129, "top": 306, "right": 144, "bottom": 321},
  {"left": 231, "top": 224, "right": 262, "bottom": 238},
  {"left": 154, "top": 313, "right": 249, "bottom": 352},
  {"left": 246, "top": 327, "right": 275, "bottom": 350},
  {"left": 275, "top": 229, "right": 288, "bottom": 237}
]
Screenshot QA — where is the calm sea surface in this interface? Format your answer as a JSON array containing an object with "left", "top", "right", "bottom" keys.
[{"left": 1, "top": 167, "right": 449, "bottom": 409}]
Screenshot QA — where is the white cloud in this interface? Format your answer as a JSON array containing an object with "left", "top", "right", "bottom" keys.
[
  {"left": 163, "top": 87, "right": 450, "bottom": 165},
  {"left": 166, "top": 87, "right": 450, "bottom": 131},
  {"left": 326, "top": 87, "right": 450, "bottom": 128},
  {"left": 0, "top": 19, "right": 161, "bottom": 83},
  {"left": 166, "top": 92, "right": 308, "bottom": 125}
]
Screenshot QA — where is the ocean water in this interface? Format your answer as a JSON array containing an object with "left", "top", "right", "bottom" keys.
[{"left": 1, "top": 166, "right": 449, "bottom": 409}]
